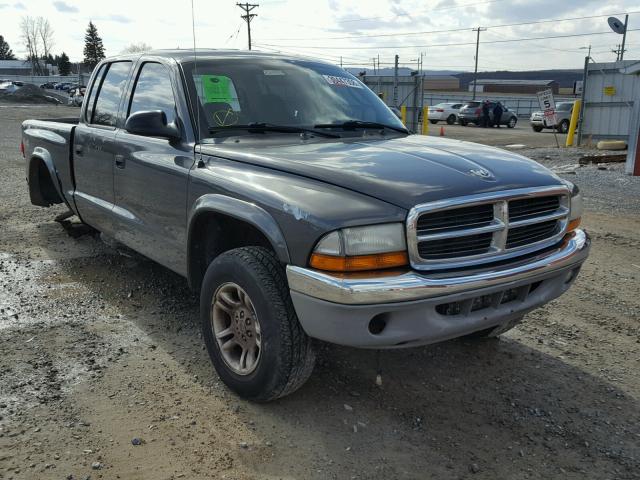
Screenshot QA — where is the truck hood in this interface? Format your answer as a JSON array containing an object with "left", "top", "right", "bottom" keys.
[{"left": 200, "top": 135, "right": 563, "bottom": 210}]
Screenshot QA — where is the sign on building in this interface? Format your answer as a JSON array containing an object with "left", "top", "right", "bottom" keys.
[{"left": 537, "top": 89, "right": 557, "bottom": 127}]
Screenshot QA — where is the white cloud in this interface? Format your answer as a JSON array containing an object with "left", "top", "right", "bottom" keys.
[{"left": 0, "top": 0, "right": 637, "bottom": 70}]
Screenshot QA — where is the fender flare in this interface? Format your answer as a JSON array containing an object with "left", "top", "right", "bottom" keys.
[
  {"left": 28, "top": 148, "right": 64, "bottom": 205},
  {"left": 187, "top": 193, "right": 291, "bottom": 273}
]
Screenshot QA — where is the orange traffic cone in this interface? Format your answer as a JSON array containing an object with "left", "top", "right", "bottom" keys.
[{"left": 439, "top": 126, "right": 445, "bottom": 136}]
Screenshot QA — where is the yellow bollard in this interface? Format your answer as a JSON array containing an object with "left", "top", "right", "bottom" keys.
[
  {"left": 565, "top": 99, "right": 581, "bottom": 147},
  {"left": 400, "top": 105, "right": 407, "bottom": 126},
  {"left": 422, "top": 106, "right": 429, "bottom": 135}
]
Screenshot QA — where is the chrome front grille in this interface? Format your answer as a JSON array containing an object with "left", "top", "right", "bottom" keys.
[{"left": 407, "top": 186, "right": 570, "bottom": 270}]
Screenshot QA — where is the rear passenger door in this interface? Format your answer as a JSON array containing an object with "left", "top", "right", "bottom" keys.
[
  {"left": 73, "top": 61, "right": 132, "bottom": 235},
  {"left": 112, "top": 61, "right": 194, "bottom": 275}
]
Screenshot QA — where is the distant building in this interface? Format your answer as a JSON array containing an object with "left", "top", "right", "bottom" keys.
[
  {"left": 423, "top": 75, "right": 460, "bottom": 91},
  {"left": 468, "top": 79, "right": 559, "bottom": 94},
  {"left": 0, "top": 59, "right": 58, "bottom": 76}
]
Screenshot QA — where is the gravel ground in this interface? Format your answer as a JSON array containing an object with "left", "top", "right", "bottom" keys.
[{"left": 1, "top": 104, "right": 639, "bottom": 480}]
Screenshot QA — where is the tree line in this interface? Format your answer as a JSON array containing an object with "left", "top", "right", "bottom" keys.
[{"left": 0, "top": 18, "right": 108, "bottom": 76}]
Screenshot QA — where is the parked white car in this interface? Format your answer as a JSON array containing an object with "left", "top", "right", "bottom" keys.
[
  {"left": 0, "top": 81, "right": 20, "bottom": 93},
  {"left": 427, "top": 102, "right": 464, "bottom": 125}
]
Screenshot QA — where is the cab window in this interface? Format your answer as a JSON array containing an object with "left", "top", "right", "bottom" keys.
[
  {"left": 91, "top": 61, "right": 132, "bottom": 127},
  {"left": 83, "top": 63, "right": 106, "bottom": 124},
  {"left": 128, "top": 62, "right": 177, "bottom": 125}
]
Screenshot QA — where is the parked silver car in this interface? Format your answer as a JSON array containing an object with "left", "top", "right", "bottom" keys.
[{"left": 530, "top": 101, "right": 574, "bottom": 133}]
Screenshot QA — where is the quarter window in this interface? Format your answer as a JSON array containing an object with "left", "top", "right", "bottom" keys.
[
  {"left": 128, "top": 62, "right": 177, "bottom": 125},
  {"left": 92, "top": 61, "right": 132, "bottom": 127}
]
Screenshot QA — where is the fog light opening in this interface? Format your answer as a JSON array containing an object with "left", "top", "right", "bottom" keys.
[{"left": 368, "top": 314, "right": 388, "bottom": 335}]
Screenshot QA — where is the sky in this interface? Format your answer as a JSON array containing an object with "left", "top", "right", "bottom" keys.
[{"left": 1, "top": 0, "right": 639, "bottom": 72}]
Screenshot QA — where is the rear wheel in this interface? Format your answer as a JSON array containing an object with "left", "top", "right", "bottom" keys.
[
  {"left": 429, "top": 119, "right": 438, "bottom": 124},
  {"left": 446, "top": 114, "right": 456, "bottom": 125},
  {"left": 507, "top": 117, "right": 517, "bottom": 128},
  {"left": 200, "top": 247, "right": 315, "bottom": 402}
]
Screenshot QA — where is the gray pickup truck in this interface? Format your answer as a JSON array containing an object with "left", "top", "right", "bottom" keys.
[{"left": 22, "top": 50, "right": 589, "bottom": 401}]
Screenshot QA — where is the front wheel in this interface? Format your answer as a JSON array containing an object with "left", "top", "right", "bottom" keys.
[
  {"left": 507, "top": 117, "right": 517, "bottom": 128},
  {"left": 200, "top": 247, "right": 315, "bottom": 402},
  {"left": 557, "top": 119, "right": 569, "bottom": 134},
  {"left": 429, "top": 119, "right": 438, "bottom": 124},
  {"left": 532, "top": 125, "right": 543, "bottom": 132}
]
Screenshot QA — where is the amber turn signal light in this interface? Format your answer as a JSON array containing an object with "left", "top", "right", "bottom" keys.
[
  {"left": 310, "top": 251, "right": 409, "bottom": 272},
  {"left": 567, "top": 217, "right": 581, "bottom": 232}
]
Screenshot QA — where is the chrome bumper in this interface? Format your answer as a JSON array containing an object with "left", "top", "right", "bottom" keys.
[{"left": 286, "top": 229, "right": 589, "bottom": 305}]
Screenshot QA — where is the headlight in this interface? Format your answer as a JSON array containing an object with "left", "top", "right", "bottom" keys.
[
  {"left": 310, "top": 223, "right": 408, "bottom": 272},
  {"left": 564, "top": 181, "right": 582, "bottom": 232}
]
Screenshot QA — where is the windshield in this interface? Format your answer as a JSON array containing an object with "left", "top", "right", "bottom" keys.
[{"left": 182, "top": 58, "right": 404, "bottom": 139}]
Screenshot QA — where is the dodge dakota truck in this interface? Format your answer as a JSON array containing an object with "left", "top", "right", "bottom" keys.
[{"left": 22, "top": 50, "right": 589, "bottom": 402}]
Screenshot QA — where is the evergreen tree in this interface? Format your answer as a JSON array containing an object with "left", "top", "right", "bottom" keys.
[
  {"left": 58, "top": 52, "right": 71, "bottom": 76},
  {"left": 83, "top": 21, "right": 105, "bottom": 69},
  {"left": 0, "top": 35, "right": 16, "bottom": 60}
]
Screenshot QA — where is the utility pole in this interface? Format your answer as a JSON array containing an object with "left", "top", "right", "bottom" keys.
[
  {"left": 372, "top": 57, "right": 376, "bottom": 74},
  {"left": 620, "top": 14, "right": 629, "bottom": 61},
  {"left": 612, "top": 44, "right": 622, "bottom": 61},
  {"left": 393, "top": 54, "right": 399, "bottom": 107},
  {"left": 472, "top": 27, "right": 486, "bottom": 100},
  {"left": 236, "top": 3, "right": 258, "bottom": 50}
]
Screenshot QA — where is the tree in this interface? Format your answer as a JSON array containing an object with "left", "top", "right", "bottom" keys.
[
  {"left": 83, "top": 21, "right": 105, "bottom": 69},
  {"left": 0, "top": 35, "right": 16, "bottom": 60},
  {"left": 19, "top": 17, "right": 54, "bottom": 74},
  {"left": 120, "top": 42, "right": 153, "bottom": 54},
  {"left": 58, "top": 52, "right": 71, "bottom": 76},
  {"left": 37, "top": 17, "right": 54, "bottom": 60}
]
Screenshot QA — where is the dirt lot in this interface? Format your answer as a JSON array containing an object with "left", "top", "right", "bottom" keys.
[
  {"left": 1, "top": 104, "right": 639, "bottom": 480},
  {"left": 426, "top": 121, "right": 568, "bottom": 148}
]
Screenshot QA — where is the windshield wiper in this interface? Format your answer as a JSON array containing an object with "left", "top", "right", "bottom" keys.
[
  {"left": 208, "top": 123, "right": 340, "bottom": 138},
  {"left": 314, "top": 120, "right": 409, "bottom": 134}
]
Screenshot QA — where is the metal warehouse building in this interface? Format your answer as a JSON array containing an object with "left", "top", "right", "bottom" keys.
[
  {"left": 578, "top": 60, "right": 640, "bottom": 176},
  {"left": 468, "top": 79, "right": 559, "bottom": 94}
]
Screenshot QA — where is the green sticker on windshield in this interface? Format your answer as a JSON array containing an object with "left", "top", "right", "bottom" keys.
[{"left": 202, "top": 75, "right": 233, "bottom": 103}]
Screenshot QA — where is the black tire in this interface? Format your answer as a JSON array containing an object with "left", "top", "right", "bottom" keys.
[
  {"left": 200, "top": 247, "right": 315, "bottom": 402},
  {"left": 532, "top": 125, "right": 543, "bottom": 132},
  {"left": 557, "top": 119, "right": 569, "bottom": 134},
  {"left": 507, "top": 117, "right": 517, "bottom": 128},
  {"left": 429, "top": 119, "right": 438, "bottom": 124},
  {"left": 446, "top": 114, "right": 456, "bottom": 125}
]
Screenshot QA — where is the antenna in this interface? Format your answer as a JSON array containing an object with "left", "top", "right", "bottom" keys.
[{"left": 190, "top": 0, "right": 201, "bottom": 143}]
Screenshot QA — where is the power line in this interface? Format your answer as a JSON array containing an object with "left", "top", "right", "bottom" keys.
[
  {"left": 237, "top": 3, "right": 259, "bottom": 50},
  {"left": 258, "top": 28, "right": 640, "bottom": 50},
  {"left": 259, "top": 11, "right": 639, "bottom": 42}
]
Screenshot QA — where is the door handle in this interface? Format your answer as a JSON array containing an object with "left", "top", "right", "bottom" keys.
[
  {"left": 115, "top": 154, "right": 126, "bottom": 169},
  {"left": 74, "top": 145, "right": 83, "bottom": 156}
]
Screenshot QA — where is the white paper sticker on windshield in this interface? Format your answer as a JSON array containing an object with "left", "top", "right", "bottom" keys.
[
  {"left": 322, "top": 75, "right": 363, "bottom": 88},
  {"left": 263, "top": 70, "right": 285, "bottom": 76}
]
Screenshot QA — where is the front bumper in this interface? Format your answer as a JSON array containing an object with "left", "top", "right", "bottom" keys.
[{"left": 287, "top": 230, "right": 590, "bottom": 348}]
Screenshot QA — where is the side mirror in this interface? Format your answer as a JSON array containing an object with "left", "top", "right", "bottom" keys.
[{"left": 124, "top": 110, "right": 181, "bottom": 141}]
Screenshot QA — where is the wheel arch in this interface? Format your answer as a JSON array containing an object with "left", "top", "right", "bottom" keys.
[
  {"left": 28, "top": 151, "right": 64, "bottom": 207},
  {"left": 187, "top": 194, "right": 291, "bottom": 291}
]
